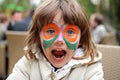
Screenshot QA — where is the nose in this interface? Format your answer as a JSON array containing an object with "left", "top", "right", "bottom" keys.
[
  {"left": 57, "top": 32, "right": 63, "bottom": 41},
  {"left": 55, "top": 32, "right": 64, "bottom": 45}
]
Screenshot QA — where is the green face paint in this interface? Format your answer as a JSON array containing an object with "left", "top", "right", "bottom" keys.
[
  {"left": 63, "top": 37, "right": 78, "bottom": 50},
  {"left": 43, "top": 35, "right": 78, "bottom": 50},
  {"left": 43, "top": 35, "right": 58, "bottom": 48},
  {"left": 41, "top": 23, "right": 80, "bottom": 51}
]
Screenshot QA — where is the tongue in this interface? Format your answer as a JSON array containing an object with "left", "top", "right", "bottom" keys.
[{"left": 53, "top": 50, "right": 65, "bottom": 58}]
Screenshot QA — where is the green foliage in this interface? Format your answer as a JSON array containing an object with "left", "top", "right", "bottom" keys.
[
  {"left": 0, "top": 0, "right": 32, "bottom": 14},
  {"left": 77, "top": 0, "right": 96, "bottom": 18},
  {"left": 110, "top": 0, "right": 120, "bottom": 30}
]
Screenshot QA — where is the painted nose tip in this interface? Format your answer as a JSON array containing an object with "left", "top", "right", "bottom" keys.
[
  {"left": 56, "top": 32, "right": 63, "bottom": 42},
  {"left": 56, "top": 39, "right": 63, "bottom": 43},
  {"left": 56, "top": 40, "right": 64, "bottom": 45},
  {"left": 57, "top": 38, "right": 63, "bottom": 42}
]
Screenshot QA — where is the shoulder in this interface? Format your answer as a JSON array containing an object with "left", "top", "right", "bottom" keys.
[
  {"left": 6, "top": 56, "right": 32, "bottom": 80},
  {"left": 13, "top": 56, "right": 32, "bottom": 73},
  {"left": 84, "top": 51, "right": 104, "bottom": 79},
  {"left": 14, "top": 21, "right": 25, "bottom": 27},
  {"left": 66, "top": 49, "right": 104, "bottom": 79},
  {"left": 84, "top": 61, "right": 104, "bottom": 80},
  {"left": 65, "top": 60, "right": 103, "bottom": 80},
  {"left": 96, "top": 25, "right": 106, "bottom": 31},
  {"left": 13, "top": 21, "right": 29, "bottom": 31},
  {"left": 16, "top": 56, "right": 31, "bottom": 66}
]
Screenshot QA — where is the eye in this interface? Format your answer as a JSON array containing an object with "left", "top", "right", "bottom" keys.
[
  {"left": 66, "top": 29, "right": 75, "bottom": 36},
  {"left": 46, "top": 28, "right": 55, "bottom": 35}
]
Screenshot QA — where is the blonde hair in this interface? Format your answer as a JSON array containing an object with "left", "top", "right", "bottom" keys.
[{"left": 25, "top": 0, "right": 98, "bottom": 64}]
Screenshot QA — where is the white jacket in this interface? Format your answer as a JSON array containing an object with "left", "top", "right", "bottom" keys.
[{"left": 6, "top": 48, "right": 104, "bottom": 80}]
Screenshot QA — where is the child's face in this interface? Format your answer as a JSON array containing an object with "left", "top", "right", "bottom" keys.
[{"left": 40, "top": 12, "right": 81, "bottom": 68}]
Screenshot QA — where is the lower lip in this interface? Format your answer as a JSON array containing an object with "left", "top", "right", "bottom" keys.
[{"left": 52, "top": 55, "right": 66, "bottom": 62}]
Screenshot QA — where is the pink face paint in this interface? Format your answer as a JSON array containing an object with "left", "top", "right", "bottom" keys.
[
  {"left": 56, "top": 25, "right": 65, "bottom": 42},
  {"left": 56, "top": 32, "right": 63, "bottom": 42}
]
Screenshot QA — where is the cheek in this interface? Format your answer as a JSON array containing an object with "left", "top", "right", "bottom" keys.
[
  {"left": 63, "top": 32, "right": 80, "bottom": 50},
  {"left": 42, "top": 35, "right": 58, "bottom": 49},
  {"left": 63, "top": 37, "right": 79, "bottom": 51},
  {"left": 63, "top": 38, "right": 78, "bottom": 50}
]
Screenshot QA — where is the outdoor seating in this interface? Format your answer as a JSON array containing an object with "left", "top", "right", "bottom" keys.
[
  {"left": 0, "top": 45, "right": 6, "bottom": 77},
  {"left": 6, "top": 31, "right": 27, "bottom": 74},
  {"left": 97, "top": 44, "right": 120, "bottom": 80}
]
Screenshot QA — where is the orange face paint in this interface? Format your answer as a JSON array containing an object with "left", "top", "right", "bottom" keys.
[
  {"left": 42, "top": 23, "right": 60, "bottom": 40},
  {"left": 41, "top": 23, "right": 80, "bottom": 50},
  {"left": 63, "top": 25, "right": 80, "bottom": 43}
]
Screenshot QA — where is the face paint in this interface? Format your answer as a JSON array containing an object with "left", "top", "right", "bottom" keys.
[
  {"left": 43, "top": 35, "right": 58, "bottom": 48},
  {"left": 63, "top": 38, "right": 78, "bottom": 50},
  {"left": 56, "top": 32, "right": 63, "bottom": 42},
  {"left": 62, "top": 25, "right": 80, "bottom": 50},
  {"left": 42, "top": 23, "right": 60, "bottom": 48},
  {"left": 41, "top": 23, "right": 80, "bottom": 50}
]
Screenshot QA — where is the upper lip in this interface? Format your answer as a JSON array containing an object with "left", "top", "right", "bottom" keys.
[
  {"left": 51, "top": 48, "right": 67, "bottom": 55},
  {"left": 52, "top": 48, "right": 65, "bottom": 51}
]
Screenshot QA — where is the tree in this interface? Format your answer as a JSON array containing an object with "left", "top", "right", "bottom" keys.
[
  {"left": 78, "top": 0, "right": 96, "bottom": 18},
  {"left": 110, "top": 0, "right": 120, "bottom": 30},
  {"left": 0, "top": 0, "right": 32, "bottom": 16},
  {"left": 110, "top": 0, "right": 120, "bottom": 44}
]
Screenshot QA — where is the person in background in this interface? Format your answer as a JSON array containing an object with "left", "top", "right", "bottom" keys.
[
  {"left": 7, "top": 10, "right": 23, "bottom": 30},
  {"left": 0, "top": 14, "right": 8, "bottom": 41},
  {"left": 12, "top": 9, "right": 34, "bottom": 31},
  {"left": 90, "top": 13, "right": 107, "bottom": 44},
  {"left": 6, "top": 0, "right": 104, "bottom": 80}
]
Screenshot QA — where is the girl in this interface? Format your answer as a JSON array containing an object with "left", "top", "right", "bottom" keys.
[{"left": 7, "top": 0, "right": 104, "bottom": 80}]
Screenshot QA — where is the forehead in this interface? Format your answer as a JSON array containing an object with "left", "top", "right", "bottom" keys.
[{"left": 53, "top": 10, "right": 64, "bottom": 26}]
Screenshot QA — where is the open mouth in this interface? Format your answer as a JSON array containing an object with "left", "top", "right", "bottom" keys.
[{"left": 51, "top": 49, "right": 66, "bottom": 60}]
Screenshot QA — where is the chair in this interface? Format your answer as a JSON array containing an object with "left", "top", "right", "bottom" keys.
[
  {"left": 0, "top": 45, "right": 5, "bottom": 76},
  {"left": 100, "top": 32, "right": 118, "bottom": 45},
  {"left": 97, "top": 44, "right": 120, "bottom": 80},
  {"left": 6, "top": 31, "right": 27, "bottom": 74}
]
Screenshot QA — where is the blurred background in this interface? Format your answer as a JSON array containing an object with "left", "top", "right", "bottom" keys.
[
  {"left": 1, "top": 0, "right": 120, "bottom": 44},
  {"left": 0, "top": 0, "right": 120, "bottom": 79},
  {"left": 0, "top": 0, "right": 41, "bottom": 17},
  {"left": 0, "top": 0, "right": 120, "bottom": 32}
]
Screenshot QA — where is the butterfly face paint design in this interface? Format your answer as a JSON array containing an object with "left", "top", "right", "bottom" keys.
[{"left": 41, "top": 23, "right": 80, "bottom": 50}]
